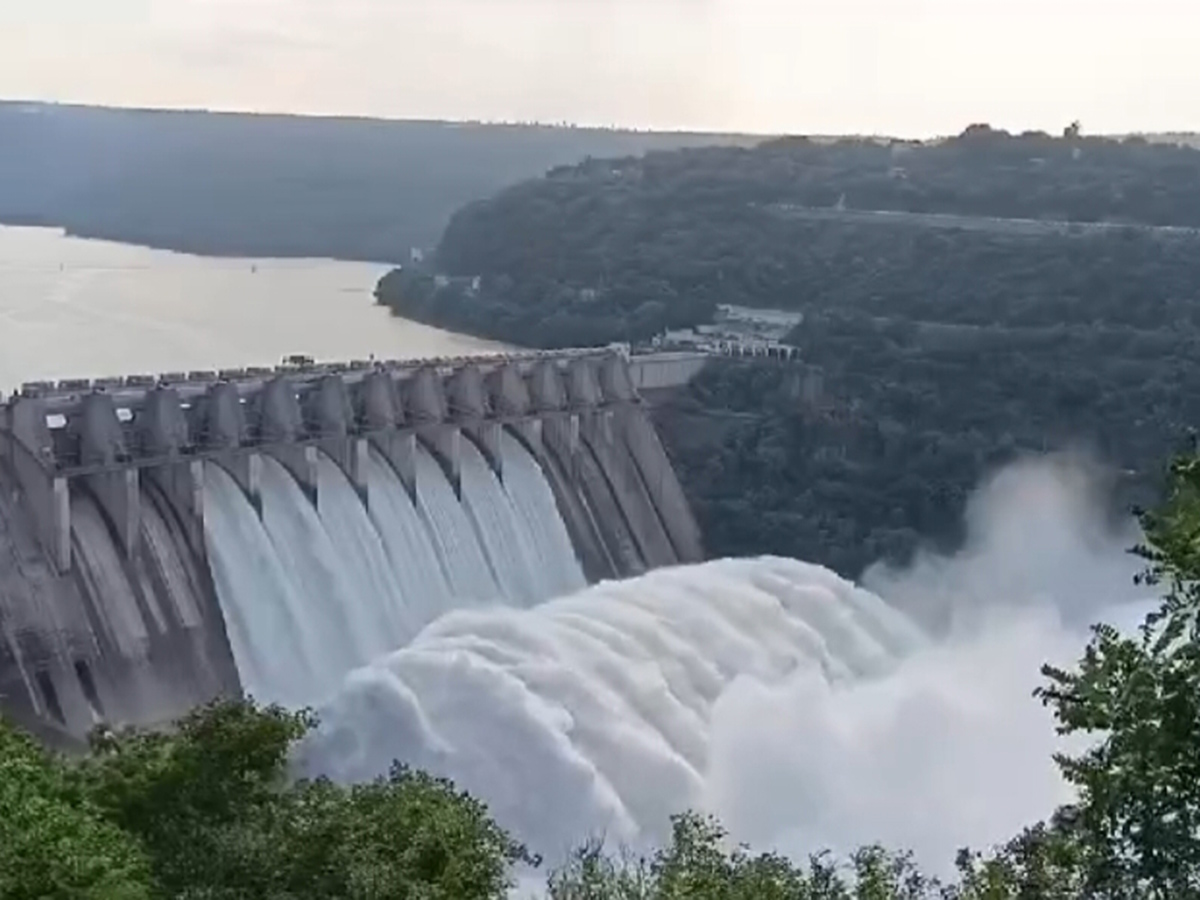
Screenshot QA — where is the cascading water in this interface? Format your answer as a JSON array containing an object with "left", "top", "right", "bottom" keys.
[
  {"left": 499, "top": 431, "right": 587, "bottom": 599},
  {"left": 203, "top": 463, "right": 328, "bottom": 707},
  {"left": 413, "top": 444, "right": 503, "bottom": 605},
  {"left": 299, "top": 557, "right": 928, "bottom": 856},
  {"left": 459, "top": 439, "right": 540, "bottom": 601},
  {"left": 298, "top": 459, "right": 1152, "bottom": 877},
  {"left": 459, "top": 437, "right": 584, "bottom": 604},
  {"left": 201, "top": 434, "right": 588, "bottom": 707},
  {"left": 315, "top": 455, "right": 416, "bottom": 651},
  {"left": 362, "top": 449, "right": 457, "bottom": 631},
  {"left": 257, "top": 457, "right": 382, "bottom": 694}
]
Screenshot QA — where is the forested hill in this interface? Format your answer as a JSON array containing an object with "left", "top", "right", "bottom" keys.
[
  {"left": 0, "top": 101, "right": 754, "bottom": 261},
  {"left": 376, "top": 126, "right": 1200, "bottom": 576},
  {"left": 396, "top": 126, "right": 1200, "bottom": 347}
]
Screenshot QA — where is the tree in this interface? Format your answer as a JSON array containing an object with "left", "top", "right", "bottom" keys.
[
  {"left": 1038, "top": 453, "right": 1200, "bottom": 897},
  {"left": 72, "top": 699, "right": 531, "bottom": 900},
  {"left": 547, "top": 812, "right": 946, "bottom": 900},
  {"left": 951, "top": 815, "right": 1086, "bottom": 899},
  {"left": 0, "top": 718, "right": 151, "bottom": 900}
]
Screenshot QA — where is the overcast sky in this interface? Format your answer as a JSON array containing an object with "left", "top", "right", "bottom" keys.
[{"left": 1, "top": 0, "right": 1196, "bottom": 136}]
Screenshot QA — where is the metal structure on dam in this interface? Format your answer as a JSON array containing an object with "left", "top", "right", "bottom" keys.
[{"left": 0, "top": 348, "right": 708, "bottom": 744}]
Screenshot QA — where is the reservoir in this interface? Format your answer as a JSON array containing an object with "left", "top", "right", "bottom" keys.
[{"left": 0, "top": 225, "right": 504, "bottom": 392}]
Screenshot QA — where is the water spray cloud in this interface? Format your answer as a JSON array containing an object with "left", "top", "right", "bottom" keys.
[{"left": 302, "top": 456, "right": 1154, "bottom": 874}]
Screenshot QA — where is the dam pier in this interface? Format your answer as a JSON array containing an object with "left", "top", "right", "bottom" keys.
[{"left": 0, "top": 348, "right": 707, "bottom": 743}]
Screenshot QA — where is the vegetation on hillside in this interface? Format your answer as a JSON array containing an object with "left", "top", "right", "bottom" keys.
[
  {"left": 656, "top": 318, "right": 1199, "bottom": 574},
  {"left": 0, "top": 101, "right": 752, "bottom": 261},
  {"left": 375, "top": 125, "right": 1200, "bottom": 574},
  {"left": 7, "top": 452, "right": 1200, "bottom": 896}
]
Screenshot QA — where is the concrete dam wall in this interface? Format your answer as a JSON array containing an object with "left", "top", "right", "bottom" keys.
[{"left": 0, "top": 349, "right": 704, "bottom": 741}]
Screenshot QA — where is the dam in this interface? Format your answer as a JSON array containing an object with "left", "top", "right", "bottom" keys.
[{"left": 0, "top": 348, "right": 706, "bottom": 743}]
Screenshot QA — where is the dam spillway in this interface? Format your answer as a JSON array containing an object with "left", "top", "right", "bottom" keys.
[{"left": 0, "top": 349, "right": 705, "bottom": 741}]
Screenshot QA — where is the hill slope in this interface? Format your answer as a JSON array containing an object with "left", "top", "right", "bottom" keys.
[
  {"left": 0, "top": 101, "right": 755, "bottom": 261},
  {"left": 377, "top": 126, "right": 1200, "bottom": 574}
]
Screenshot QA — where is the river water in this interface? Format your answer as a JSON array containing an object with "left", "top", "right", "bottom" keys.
[{"left": 0, "top": 225, "right": 504, "bottom": 392}]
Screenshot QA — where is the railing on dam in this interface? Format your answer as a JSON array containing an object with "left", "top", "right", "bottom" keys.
[{"left": 2, "top": 350, "right": 711, "bottom": 473}]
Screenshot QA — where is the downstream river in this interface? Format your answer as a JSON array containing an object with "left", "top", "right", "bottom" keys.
[{"left": 0, "top": 225, "right": 505, "bottom": 392}]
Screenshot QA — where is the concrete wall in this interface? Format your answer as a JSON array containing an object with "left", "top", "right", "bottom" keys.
[
  {"left": 0, "top": 349, "right": 705, "bottom": 740},
  {"left": 0, "top": 463, "right": 238, "bottom": 741},
  {"left": 628, "top": 352, "right": 710, "bottom": 393}
]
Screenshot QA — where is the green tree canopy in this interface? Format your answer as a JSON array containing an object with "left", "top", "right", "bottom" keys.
[
  {"left": 376, "top": 129, "right": 1200, "bottom": 579},
  {"left": 0, "top": 717, "right": 151, "bottom": 900},
  {"left": 2, "top": 700, "right": 528, "bottom": 900},
  {"left": 1038, "top": 453, "right": 1200, "bottom": 897}
]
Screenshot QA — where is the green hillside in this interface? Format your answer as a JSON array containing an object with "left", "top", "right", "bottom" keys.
[
  {"left": 377, "top": 125, "right": 1200, "bottom": 574},
  {"left": 0, "top": 101, "right": 756, "bottom": 261}
]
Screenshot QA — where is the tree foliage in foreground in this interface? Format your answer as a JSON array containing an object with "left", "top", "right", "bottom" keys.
[
  {"left": 0, "top": 717, "right": 150, "bottom": 900},
  {"left": 1037, "top": 452, "right": 1200, "bottom": 898},
  {"left": 2, "top": 700, "right": 529, "bottom": 900},
  {"left": 545, "top": 812, "right": 1094, "bottom": 900}
]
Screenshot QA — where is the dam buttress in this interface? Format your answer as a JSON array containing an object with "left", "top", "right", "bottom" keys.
[{"left": 0, "top": 349, "right": 705, "bottom": 741}]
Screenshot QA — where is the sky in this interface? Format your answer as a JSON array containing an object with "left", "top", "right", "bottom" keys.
[{"left": 1, "top": 0, "right": 1197, "bottom": 137}]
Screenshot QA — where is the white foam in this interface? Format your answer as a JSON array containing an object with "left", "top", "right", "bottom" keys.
[{"left": 301, "top": 557, "right": 925, "bottom": 857}]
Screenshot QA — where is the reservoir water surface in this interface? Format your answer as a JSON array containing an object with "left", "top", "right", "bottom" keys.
[{"left": 0, "top": 225, "right": 504, "bottom": 392}]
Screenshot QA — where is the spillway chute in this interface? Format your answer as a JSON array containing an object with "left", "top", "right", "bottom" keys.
[
  {"left": 199, "top": 434, "right": 591, "bottom": 707},
  {"left": 362, "top": 448, "right": 457, "bottom": 632},
  {"left": 202, "top": 461, "right": 327, "bottom": 708}
]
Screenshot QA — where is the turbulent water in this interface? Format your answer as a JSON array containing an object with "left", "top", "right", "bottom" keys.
[
  {"left": 202, "top": 436, "right": 586, "bottom": 708},
  {"left": 297, "top": 458, "right": 1152, "bottom": 875},
  {"left": 47, "top": 421, "right": 1155, "bottom": 882},
  {"left": 301, "top": 557, "right": 926, "bottom": 854},
  {"left": 61, "top": 426, "right": 1151, "bottom": 879}
]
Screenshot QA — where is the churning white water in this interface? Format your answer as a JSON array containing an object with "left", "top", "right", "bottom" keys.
[
  {"left": 302, "top": 557, "right": 926, "bottom": 855},
  {"left": 300, "top": 458, "right": 1153, "bottom": 875}
]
